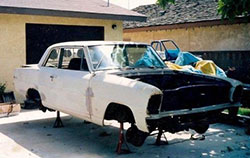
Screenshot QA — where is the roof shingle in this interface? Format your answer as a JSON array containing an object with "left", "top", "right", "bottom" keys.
[{"left": 124, "top": 0, "right": 220, "bottom": 28}]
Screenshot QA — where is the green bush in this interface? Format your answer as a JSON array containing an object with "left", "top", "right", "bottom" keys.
[
  {"left": 238, "top": 107, "right": 250, "bottom": 116},
  {"left": 0, "top": 83, "right": 6, "bottom": 95}
]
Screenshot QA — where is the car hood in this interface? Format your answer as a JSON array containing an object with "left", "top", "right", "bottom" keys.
[{"left": 109, "top": 68, "right": 241, "bottom": 89}]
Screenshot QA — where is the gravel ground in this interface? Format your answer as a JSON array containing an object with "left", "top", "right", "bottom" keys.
[{"left": 0, "top": 110, "right": 249, "bottom": 158}]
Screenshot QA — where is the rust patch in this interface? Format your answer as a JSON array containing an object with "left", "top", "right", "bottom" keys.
[{"left": 86, "top": 87, "right": 94, "bottom": 119}]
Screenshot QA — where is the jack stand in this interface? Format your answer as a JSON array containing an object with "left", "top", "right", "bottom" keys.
[
  {"left": 116, "top": 122, "right": 131, "bottom": 154},
  {"left": 155, "top": 129, "right": 168, "bottom": 146},
  {"left": 53, "top": 111, "right": 64, "bottom": 128},
  {"left": 190, "top": 133, "right": 205, "bottom": 140}
]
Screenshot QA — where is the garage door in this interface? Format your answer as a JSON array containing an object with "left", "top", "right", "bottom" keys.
[{"left": 26, "top": 23, "right": 104, "bottom": 64}]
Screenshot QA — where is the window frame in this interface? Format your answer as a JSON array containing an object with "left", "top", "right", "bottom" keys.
[
  {"left": 42, "top": 46, "right": 91, "bottom": 72},
  {"left": 86, "top": 44, "right": 165, "bottom": 71},
  {"left": 42, "top": 47, "right": 60, "bottom": 68}
]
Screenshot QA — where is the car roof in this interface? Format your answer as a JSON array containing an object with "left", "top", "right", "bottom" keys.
[{"left": 50, "top": 41, "right": 149, "bottom": 47}]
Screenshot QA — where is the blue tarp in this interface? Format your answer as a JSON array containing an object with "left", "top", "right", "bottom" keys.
[
  {"left": 172, "top": 52, "right": 227, "bottom": 77},
  {"left": 175, "top": 52, "right": 202, "bottom": 66},
  {"left": 165, "top": 49, "right": 180, "bottom": 60},
  {"left": 215, "top": 65, "right": 227, "bottom": 77},
  {"left": 135, "top": 48, "right": 164, "bottom": 68}
]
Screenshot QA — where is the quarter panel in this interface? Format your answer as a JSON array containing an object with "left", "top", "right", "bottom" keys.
[{"left": 14, "top": 66, "right": 40, "bottom": 100}]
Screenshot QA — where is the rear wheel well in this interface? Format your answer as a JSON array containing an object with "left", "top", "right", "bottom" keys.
[
  {"left": 26, "top": 88, "right": 50, "bottom": 112},
  {"left": 104, "top": 103, "right": 135, "bottom": 123},
  {"left": 26, "top": 88, "right": 41, "bottom": 102}
]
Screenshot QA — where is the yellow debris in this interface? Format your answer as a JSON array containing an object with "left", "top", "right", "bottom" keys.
[{"left": 195, "top": 60, "right": 217, "bottom": 76}]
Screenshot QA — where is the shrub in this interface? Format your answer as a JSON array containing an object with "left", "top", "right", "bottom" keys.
[{"left": 0, "top": 83, "right": 6, "bottom": 95}]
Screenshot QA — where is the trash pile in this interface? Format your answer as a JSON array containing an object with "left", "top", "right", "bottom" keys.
[
  {"left": 165, "top": 51, "right": 227, "bottom": 77},
  {"left": 0, "top": 83, "right": 20, "bottom": 118},
  {"left": 151, "top": 39, "right": 226, "bottom": 77}
]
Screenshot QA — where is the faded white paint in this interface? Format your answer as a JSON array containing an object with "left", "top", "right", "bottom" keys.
[
  {"left": 14, "top": 41, "right": 162, "bottom": 132},
  {"left": 13, "top": 41, "right": 242, "bottom": 133}
]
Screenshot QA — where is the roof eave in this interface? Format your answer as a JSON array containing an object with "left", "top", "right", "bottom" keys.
[
  {"left": 0, "top": 6, "right": 147, "bottom": 22},
  {"left": 124, "top": 18, "right": 249, "bottom": 32}
]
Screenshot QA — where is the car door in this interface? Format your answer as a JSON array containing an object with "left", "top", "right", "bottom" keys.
[
  {"left": 38, "top": 48, "right": 61, "bottom": 109},
  {"left": 51, "top": 47, "right": 92, "bottom": 120}
]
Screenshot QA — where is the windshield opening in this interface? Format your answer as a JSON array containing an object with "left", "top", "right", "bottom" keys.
[{"left": 88, "top": 44, "right": 166, "bottom": 70}]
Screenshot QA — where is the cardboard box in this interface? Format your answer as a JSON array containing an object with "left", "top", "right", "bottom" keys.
[{"left": 0, "top": 103, "right": 21, "bottom": 118}]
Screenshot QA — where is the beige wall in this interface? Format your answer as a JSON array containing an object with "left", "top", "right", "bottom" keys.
[
  {"left": 123, "top": 23, "right": 250, "bottom": 51},
  {"left": 0, "top": 13, "right": 123, "bottom": 101}
]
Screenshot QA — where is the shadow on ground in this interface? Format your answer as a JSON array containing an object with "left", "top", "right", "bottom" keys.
[{"left": 0, "top": 111, "right": 249, "bottom": 158}]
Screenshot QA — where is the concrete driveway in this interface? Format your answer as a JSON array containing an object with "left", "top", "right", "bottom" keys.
[{"left": 0, "top": 110, "right": 249, "bottom": 158}]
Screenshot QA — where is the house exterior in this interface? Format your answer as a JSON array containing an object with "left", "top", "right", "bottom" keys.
[
  {"left": 0, "top": 0, "right": 145, "bottom": 101},
  {"left": 123, "top": 0, "right": 250, "bottom": 51}
]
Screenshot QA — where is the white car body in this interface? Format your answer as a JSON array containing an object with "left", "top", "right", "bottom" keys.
[
  {"left": 14, "top": 41, "right": 242, "bottom": 136},
  {"left": 14, "top": 41, "right": 162, "bottom": 132}
]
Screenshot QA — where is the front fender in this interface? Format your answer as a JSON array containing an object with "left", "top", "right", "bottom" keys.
[{"left": 90, "top": 72, "right": 162, "bottom": 132}]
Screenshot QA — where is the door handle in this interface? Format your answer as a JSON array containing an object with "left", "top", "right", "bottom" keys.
[{"left": 49, "top": 75, "right": 57, "bottom": 81}]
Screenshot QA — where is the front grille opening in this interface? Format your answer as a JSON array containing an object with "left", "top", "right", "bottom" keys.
[
  {"left": 147, "top": 95, "right": 162, "bottom": 114},
  {"left": 160, "top": 84, "right": 231, "bottom": 112},
  {"left": 233, "top": 86, "right": 243, "bottom": 102}
]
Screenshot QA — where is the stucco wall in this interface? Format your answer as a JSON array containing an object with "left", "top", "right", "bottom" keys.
[
  {"left": 123, "top": 23, "right": 250, "bottom": 51},
  {"left": 0, "top": 13, "right": 123, "bottom": 101}
]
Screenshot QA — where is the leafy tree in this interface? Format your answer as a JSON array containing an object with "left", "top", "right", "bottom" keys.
[
  {"left": 156, "top": 0, "right": 250, "bottom": 20},
  {"left": 156, "top": 0, "right": 175, "bottom": 8},
  {"left": 218, "top": 0, "right": 250, "bottom": 19}
]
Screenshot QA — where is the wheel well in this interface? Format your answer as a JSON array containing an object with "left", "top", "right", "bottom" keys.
[
  {"left": 104, "top": 103, "right": 135, "bottom": 123},
  {"left": 26, "top": 88, "right": 41, "bottom": 101},
  {"left": 26, "top": 88, "right": 51, "bottom": 112}
]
